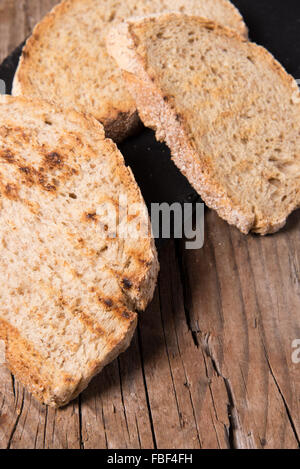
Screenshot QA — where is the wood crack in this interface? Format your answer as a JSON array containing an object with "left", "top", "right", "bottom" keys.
[
  {"left": 6, "top": 387, "right": 25, "bottom": 449},
  {"left": 135, "top": 415, "right": 142, "bottom": 449},
  {"left": 10, "top": 373, "right": 15, "bottom": 401},
  {"left": 101, "top": 406, "right": 109, "bottom": 449},
  {"left": 117, "top": 357, "right": 130, "bottom": 442},
  {"left": 172, "top": 323, "right": 202, "bottom": 447},
  {"left": 157, "top": 281, "right": 185, "bottom": 430},
  {"left": 262, "top": 344, "right": 300, "bottom": 447},
  {"left": 175, "top": 240, "right": 199, "bottom": 347},
  {"left": 201, "top": 348, "right": 227, "bottom": 448},
  {"left": 201, "top": 333, "right": 248, "bottom": 449},
  {"left": 137, "top": 323, "right": 157, "bottom": 449},
  {"left": 43, "top": 405, "right": 48, "bottom": 449},
  {"left": 78, "top": 395, "right": 84, "bottom": 449}
]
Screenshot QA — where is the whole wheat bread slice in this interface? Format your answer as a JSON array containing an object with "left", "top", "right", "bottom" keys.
[
  {"left": 0, "top": 95, "right": 158, "bottom": 407},
  {"left": 107, "top": 14, "right": 300, "bottom": 234},
  {"left": 12, "top": 0, "right": 247, "bottom": 142}
]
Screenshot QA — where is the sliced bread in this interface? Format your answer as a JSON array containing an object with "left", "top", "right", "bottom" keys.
[
  {"left": 12, "top": 0, "right": 247, "bottom": 142},
  {"left": 0, "top": 95, "right": 158, "bottom": 407},
  {"left": 107, "top": 14, "right": 300, "bottom": 234}
]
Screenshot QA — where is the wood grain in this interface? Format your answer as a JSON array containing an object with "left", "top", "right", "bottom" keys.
[
  {"left": 179, "top": 210, "right": 300, "bottom": 449},
  {"left": 0, "top": 0, "right": 299, "bottom": 449}
]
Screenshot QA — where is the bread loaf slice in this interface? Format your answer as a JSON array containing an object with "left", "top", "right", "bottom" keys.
[
  {"left": 12, "top": 0, "right": 247, "bottom": 142},
  {"left": 0, "top": 95, "right": 158, "bottom": 407},
  {"left": 107, "top": 14, "right": 300, "bottom": 234}
]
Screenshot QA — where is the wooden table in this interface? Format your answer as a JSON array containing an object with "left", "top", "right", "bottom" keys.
[{"left": 0, "top": 0, "right": 299, "bottom": 450}]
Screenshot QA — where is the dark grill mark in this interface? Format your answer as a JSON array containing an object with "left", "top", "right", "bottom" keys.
[
  {"left": 0, "top": 149, "right": 14, "bottom": 162},
  {"left": 104, "top": 299, "right": 113, "bottom": 308},
  {"left": 44, "top": 184, "right": 56, "bottom": 192},
  {"left": 72, "top": 308, "right": 105, "bottom": 337},
  {"left": 4, "top": 183, "right": 18, "bottom": 200},
  {"left": 122, "top": 278, "right": 133, "bottom": 290},
  {"left": 19, "top": 166, "right": 31, "bottom": 174},
  {"left": 122, "top": 311, "right": 131, "bottom": 320},
  {"left": 39, "top": 176, "right": 56, "bottom": 192},
  {"left": 85, "top": 212, "right": 97, "bottom": 222},
  {"left": 45, "top": 151, "right": 63, "bottom": 168}
]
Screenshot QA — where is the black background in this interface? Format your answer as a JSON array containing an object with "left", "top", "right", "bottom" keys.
[
  {"left": 0, "top": 0, "right": 299, "bottom": 210},
  {"left": 232, "top": 0, "right": 300, "bottom": 77}
]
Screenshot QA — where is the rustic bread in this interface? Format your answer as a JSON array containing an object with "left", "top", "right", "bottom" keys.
[
  {"left": 0, "top": 95, "right": 158, "bottom": 407},
  {"left": 12, "top": 0, "right": 247, "bottom": 142},
  {"left": 107, "top": 14, "right": 300, "bottom": 234}
]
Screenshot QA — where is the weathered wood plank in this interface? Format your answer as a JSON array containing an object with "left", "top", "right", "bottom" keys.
[
  {"left": 139, "top": 246, "right": 203, "bottom": 449},
  {"left": 0, "top": 363, "right": 82, "bottom": 449},
  {"left": 141, "top": 241, "right": 230, "bottom": 449},
  {"left": 80, "top": 334, "right": 155, "bottom": 449},
  {"left": 180, "top": 209, "right": 300, "bottom": 449},
  {"left": 0, "top": 0, "right": 60, "bottom": 63}
]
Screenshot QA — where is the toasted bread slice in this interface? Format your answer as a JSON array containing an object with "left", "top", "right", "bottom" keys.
[
  {"left": 12, "top": 0, "right": 247, "bottom": 142},
  {"left": 0, "top": 95, "right": 158, "bottom": 407},
  {"left": 107, "top": 14, "right": 300, "bottom": 234}
]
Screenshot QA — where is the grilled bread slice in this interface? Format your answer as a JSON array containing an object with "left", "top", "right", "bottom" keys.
[
  {"left": 0, "top": 95, "right": 158, "bottom": 407},
  {"left": 12, "top": 0, "right": 247, "bottom": 142},
  {"left": 107, "top": 14, "right": 300, "bottom": 234}
]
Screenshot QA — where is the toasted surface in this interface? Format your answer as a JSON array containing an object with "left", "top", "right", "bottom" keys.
[
  {"left": 0, "top": 95, "right": 158, "bottom": 407},
  {"left": 108, "top": 14, "right": 300, "bottom": 234},
  {"left": 12, "top": 0, "right": 247, "bottom": 142}
]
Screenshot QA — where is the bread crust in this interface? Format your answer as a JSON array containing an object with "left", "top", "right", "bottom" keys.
[
  {"left": 211, "top": 0, "right": 248, "bottom": 38},
  {"left": 107, "top": 15, "right": 300, "bottom": 235},
  {"left": 103, "top": 109, "right": 142, "bottom": 143},
  {"left": 12, "top": 0, "right": 247, "bottom": 142}
]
